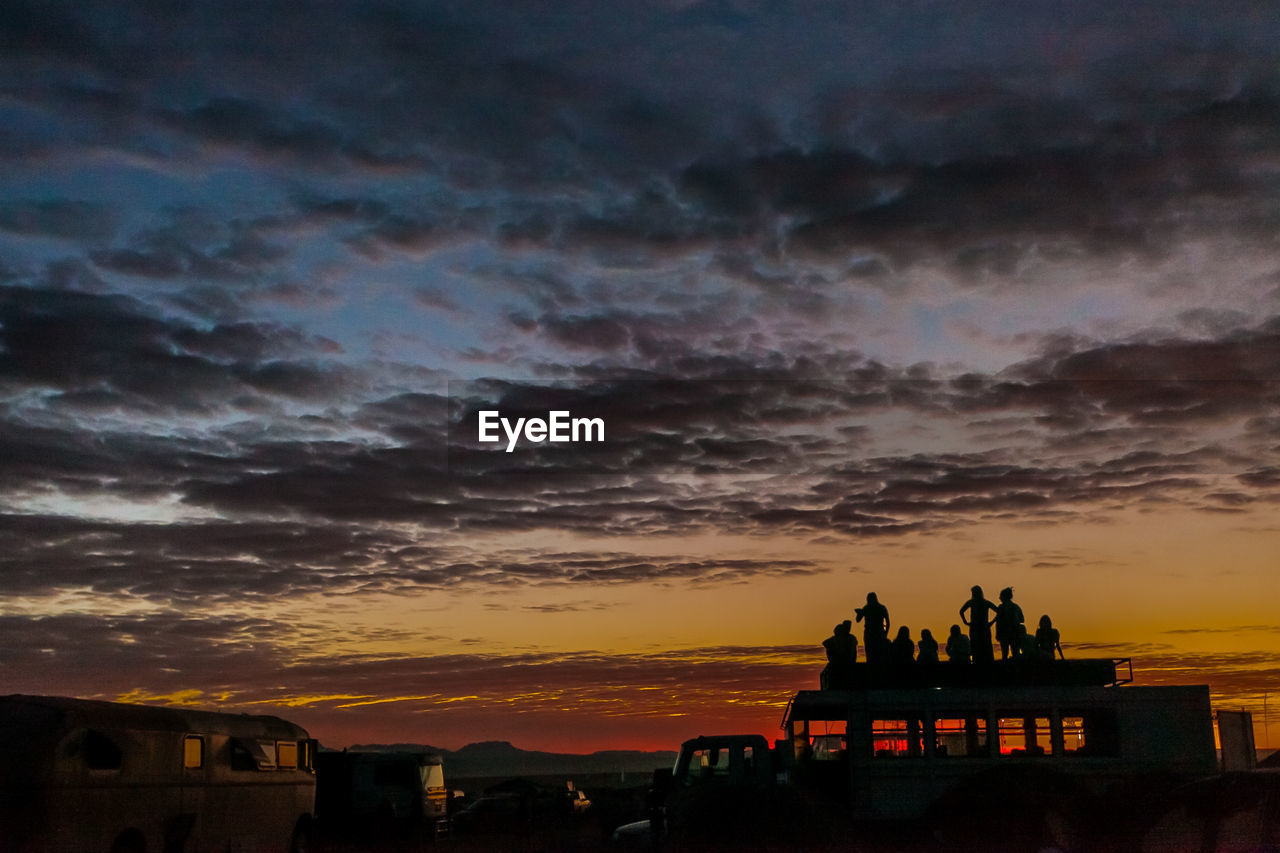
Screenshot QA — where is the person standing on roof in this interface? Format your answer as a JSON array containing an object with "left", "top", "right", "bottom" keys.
[
  {"left": 995, "top": 587, "right": 1025, "bottom": 661},
  {"left": 959, "top": 585, "right": 997, "bottom": 666},
  {"left": 855, "top": 592, "right": 891, "bottom": 665}
]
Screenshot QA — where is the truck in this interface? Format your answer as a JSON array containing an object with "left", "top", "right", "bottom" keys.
[
  {"left": 628, "top": 659, "right": 1236, "bottom": 852},
  {"left": 0, "top": 693, "right": 316, "bottom": 853}
]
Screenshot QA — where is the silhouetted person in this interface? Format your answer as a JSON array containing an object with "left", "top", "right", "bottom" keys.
[
  {"left": 890, "top": 626, "right": 915, "bottom": 668},
  {"left": 1012, "top": 623, "right": 1039, "bottom": 660},
  {"left": 959, "top": 585, "right": 997, "bottom": 665},
  {"left": 822, "top": 620, "right": 858, "bottom": 688},
  {"left": 917, "top": 628, "right": 940, "bottom": 665},
  {"left": 1035, "top": 614, "right": 1065, "bottom": 660},
  {"left": 995, "top": 586, "right": 1025, "bottom": 660},
  {"left": 856, "top": 592, "right": 891, "bottom": 665},
  {"left": 945, "top": 624, "right": 971, "bottom": 664}
]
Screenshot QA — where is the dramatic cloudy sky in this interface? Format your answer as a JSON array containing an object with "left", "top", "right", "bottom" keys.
[{"left": 3, "top": 0, "right": 1279, "bottom": 752}]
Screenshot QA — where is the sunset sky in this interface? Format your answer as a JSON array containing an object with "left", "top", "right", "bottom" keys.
[{"left": 2, "top": 0, "right": 1279, "bottom": 754}]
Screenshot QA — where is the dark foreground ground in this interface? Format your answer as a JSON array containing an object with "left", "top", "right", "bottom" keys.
[
  {"left": 312, "top": 767, "right": 1280, "bottom": 853},
  {"left": 312, "top": 782, "right": 649, "bottom": 853}
]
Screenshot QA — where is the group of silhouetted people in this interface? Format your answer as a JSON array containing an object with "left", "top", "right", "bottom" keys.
[{"left": 822, "top": 586, "right": 1065, "bottom": 688}]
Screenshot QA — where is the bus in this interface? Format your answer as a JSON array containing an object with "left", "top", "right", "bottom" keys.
[
  {"left": 0, "top": 694, "right": 316, "bottom": 853},
  {"left": 783, "top": 659, "right": 1218, "bottom": 848}
]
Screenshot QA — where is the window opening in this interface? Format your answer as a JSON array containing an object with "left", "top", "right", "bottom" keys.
[
  {"left": 83, "top": 730, "right": 123, "bottom": 770},
  {"left": 997, "top": 716, "right": 1027, "bottom": 755},
  {"left": 872, "top": 717, "right": 924, "bottom": 758},
  {"left": 1061, "top": 710, "right": 1119, "bottom": 757},
  {"left": 231, "top": 738, "right": 276, "bottom": 771},
  {"left": 998, "top": 715, "right": 1053, "bottom": 756},
  {"left": 183, "top": 735, "right": 204, "bottom": 769},
  {"left": 933, "top": 715, "right": 988, "bottom": 757},
  {"left": 276, "top": 740, "right": 298, "bottom": 770}
]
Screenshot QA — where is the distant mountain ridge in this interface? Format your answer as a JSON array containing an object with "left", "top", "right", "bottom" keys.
[{"left": 341, "top": 739, "right": 677, "bottom": 779}]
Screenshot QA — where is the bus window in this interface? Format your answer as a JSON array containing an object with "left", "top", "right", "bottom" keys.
[
  {"left": 810, "top": 733, "right": 846, "bottom": 760},
  {"left": 933, "top": 716, "right": 988, "bottom": 757},
  {"left": 1032, "top": 717, "right": 1052, "bottom": 755},
  {"left": 685, "top": 747, "right": 729, "bottom": 784},
  {"left": 232, "top": 738, "right": 277, "bottom": 770},
  {"left": 184, "top": 735, "right": 204, "bottom": 769},
  {"left": 276, "top": 740, "right": 298, "bottom": 770},
  {"left": 998, "top": 716, "right": 1051, "bottom": 756},
  {"left": 872, "top": 717, "right": 924, "bottom": 758},
  {"left": 83, "top": 730, "right": 122, "bottom": 770},
  {"left": 1062, "top": 710, "right": 1119, "bottom": 757}
]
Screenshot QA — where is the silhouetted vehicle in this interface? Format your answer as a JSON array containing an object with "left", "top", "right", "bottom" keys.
[
  {"left": 452, "top": 792, "right": 529, "bottom": 834},
  {"left": 564, "top": 784, "right": 592, "bottom": 815},
  {"left": 0, "top": 694, "right": 316, "bottom": 853},
  {"left": 453, "top": 778, "right": 591, "bottom": 837},
  {"left": 629, "top": 659, "right": 1230, "bottom": 852},
  {"left": 1135, "top": 769, "right": 1280, "bottom": 853},
  {"left": 315, "top": 750, "right": 449, "bottom": 834}
]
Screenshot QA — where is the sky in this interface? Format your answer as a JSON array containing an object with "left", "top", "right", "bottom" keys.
[{"left": 2, "top": 0, "right": 1279, "bottom": 754}]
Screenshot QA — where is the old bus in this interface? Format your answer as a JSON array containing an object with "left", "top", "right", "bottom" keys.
[
  {"left": 784, "top": 659, "right": 1219, "bottom": 847},
  {"left": 0, "top": 694, "right": 316, "bottom": 852}
]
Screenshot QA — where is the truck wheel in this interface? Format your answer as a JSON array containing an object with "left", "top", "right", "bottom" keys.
[
  {"left": 109, "top": 829, "right": 146, "bottom": 853},
  {"left": 287, "top": 818, "right": 312, "bottom": 853}
]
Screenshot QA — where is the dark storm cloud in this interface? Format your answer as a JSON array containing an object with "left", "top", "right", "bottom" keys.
[
  {"left": 2, "top": 609, "right": 818, "bottom": 718},
  {"left": 0, "top": 284, "right": 350, "bottom": 412},
  {"left": 76, "top": 328, "right": 1251, "bottom": 550},
  {"left": 7, "top": 0, "right": 1278, "bottom": 283},
  {"left": 670, "top": 91, "right": 1280, "bottom": 273},
  {"left": 85, "top": 211, "right": 291, "bottom": 289},
  {"left": 8, "top": 310, "right": 1262, "bottom": 551},
  {"left": 0, "top": 612, "right": 297, "bottom": 694},
  {"left": 0, "top": 200, "right": 116, "bottom": 241},
  {"left": 0, "top": 507, "right": 829, "bottom": 603},
  {"left": 1, "top": 300, "right": 1273, "bottom": 592}
]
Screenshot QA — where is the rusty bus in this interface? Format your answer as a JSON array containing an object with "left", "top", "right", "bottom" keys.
[{"left": 0, "top": 694, "right": 316, "bottom": 853}]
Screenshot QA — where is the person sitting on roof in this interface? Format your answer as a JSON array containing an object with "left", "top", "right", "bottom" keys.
[
  {"left": 945, "top": 624, "right": 971, "bottom": 664},
  {"left": 1012, "top": 623, "right": 1039, "bottom": 660},
  {"left": 917, "top": 628, "right": 940, "bottom": 666},
  {"left": 890, "top": 626, "right": 916, "bottom": 669},
  {"left": 1035, "top": 614, "right": 1065, "bottom": 660},
  {"left": 821, "top": 620, "right": 858, "bottom": 689}
]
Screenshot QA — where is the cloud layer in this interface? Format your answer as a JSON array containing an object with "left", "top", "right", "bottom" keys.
[{"left": 3, "top": 0, "right": 1279, "bottom": 748}]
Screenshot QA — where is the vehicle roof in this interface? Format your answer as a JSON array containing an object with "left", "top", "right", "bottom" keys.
[
  {"left": 0, "top": 694, "right": 310, "bottom": 739},
  {"left": 788, "top": 682, "right": 1211, "bottom": 722},
  {"left": 317, "top": 749, "right": 443, "bottom": 765},
  {"left": 681, "top": 734, "right": 771, "bottom": 748}
]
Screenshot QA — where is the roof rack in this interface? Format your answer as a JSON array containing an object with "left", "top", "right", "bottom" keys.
[{"left": 820, "top": 657, "right": 1133, "bottom": 692}]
